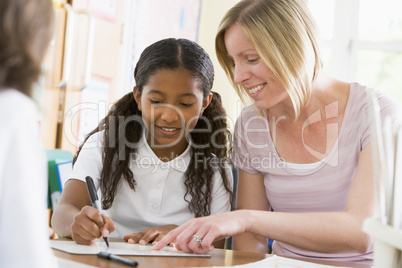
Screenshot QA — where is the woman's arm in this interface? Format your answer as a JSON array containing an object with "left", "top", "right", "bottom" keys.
[
  {"left": 236, "top": 144, "right": 375, "bottom": 254},
  {"left": 151, "top": 168, "right": 270, "bottom": 253},
  {"left": 232, "top": 169, "right": 271, "bottom": 253},
  {"left": 153, "top": 144, "right": 374, "bottom": 254}
]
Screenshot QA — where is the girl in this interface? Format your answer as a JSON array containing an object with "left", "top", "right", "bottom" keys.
[{"left": 51, "top": 38, "right": 233, "bottom": 248}]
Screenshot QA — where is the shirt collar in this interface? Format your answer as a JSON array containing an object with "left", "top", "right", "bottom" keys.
[{"left": 135, "top": 130, "right": 191, "bottom": 173}]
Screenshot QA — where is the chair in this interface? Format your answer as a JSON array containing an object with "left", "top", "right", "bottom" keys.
[
  {"left": 46, "top": 149, "right": 74, "bottom": 162},
  {"left": 46, "top": 149, "right": 74, "bottom": 238},
  {"left": 46, "top": 149, "right": 74, "bottom": 208},
  {"left": 229, "top": 159, "right": 238, "bottom": 212},
  {"left": 224, "top": 159, "right": 238, "bottom": 249}
]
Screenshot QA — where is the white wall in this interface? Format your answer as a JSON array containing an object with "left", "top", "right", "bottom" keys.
[{"left": 198, "top": 0, "right": 243, "bottom": 130}]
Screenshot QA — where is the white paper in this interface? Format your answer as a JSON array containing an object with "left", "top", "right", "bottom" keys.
[
  {"left": 50, "top": 240, "right": 211, "bottom": 258},
  {"left": 212, "top": 255, "right": 352, "bottom": 268}
]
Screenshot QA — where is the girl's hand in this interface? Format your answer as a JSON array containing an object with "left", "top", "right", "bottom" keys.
[
  {"left": 123, "top": 224, "right": 178, "bottom": 246},
  {"left": 152, "top": 211, "right": 247, "bottom": 254},
  {"left": 70, "top": 206, "right": 115, "bottom": 245}
]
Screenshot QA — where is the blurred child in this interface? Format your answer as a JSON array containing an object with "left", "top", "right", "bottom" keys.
[{"left": 0, "top": 0, "right": 54, "bottom": 267}]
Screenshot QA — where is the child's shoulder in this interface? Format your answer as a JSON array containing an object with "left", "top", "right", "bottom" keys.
[{"left": 81, "top": 130, "right": 105, "bottom": 149}]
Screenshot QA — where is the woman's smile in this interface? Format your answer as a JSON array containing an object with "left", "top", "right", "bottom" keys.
[{"left": 248, "top": 83, "right": 266, "bottom": 98}]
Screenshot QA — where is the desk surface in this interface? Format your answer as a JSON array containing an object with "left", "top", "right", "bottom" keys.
[
  {"left": 52, "top": 240, "right": 370, "bottom": 268},
  {"left": 53, "top": 247, "right": 269, "bottom": 267}
]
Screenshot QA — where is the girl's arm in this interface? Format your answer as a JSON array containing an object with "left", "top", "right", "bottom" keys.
[
  {"left": 51, "top": 180, "right": 89, "bottom": 237},
  {"left": 153, "top": 144, "right": 374, "bottom": 254},
  {"left": 51, "top": 179, "right": 115, "bottom": 244}
]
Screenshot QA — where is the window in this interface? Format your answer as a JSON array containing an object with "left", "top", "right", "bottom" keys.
[{"left": 308, "top": 0, "right": 402, "bottom": 104}]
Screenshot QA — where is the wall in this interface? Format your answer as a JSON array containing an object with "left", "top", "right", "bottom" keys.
[{"left": 198, "top": 0, "right": 243, "bottom": 130}]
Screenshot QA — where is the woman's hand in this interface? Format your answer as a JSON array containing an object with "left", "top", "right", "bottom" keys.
[
  {"left": 70, "top": 206, "right": 115, "bottom": 245},
  {"left": 152, "top": 211, "right": 247, "bottom": 254},
  {"left": 123, "top": 224, "right": 178, "bottom": 246}
]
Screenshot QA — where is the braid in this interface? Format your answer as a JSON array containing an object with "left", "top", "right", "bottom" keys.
[
  {"left": 74, "top": 92, "right": 143, "bottom": 209},
  {"left": 185, "top": 92, "right": 233, "bottom": 217}
]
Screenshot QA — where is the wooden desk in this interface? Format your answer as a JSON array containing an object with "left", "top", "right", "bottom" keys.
[
  {"left": 52, "top": 250, "right": 372, "bottom": 267},
  {"left": 53, "top": 247, "right": 269, "bottom": 267},
  {"left": 51, "top": 239, "right": 370, "bottom": 267}
]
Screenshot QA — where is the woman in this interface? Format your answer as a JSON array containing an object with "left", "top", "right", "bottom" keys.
[{"left": 153, "top": 0, "right": 401, "bottom": 265}]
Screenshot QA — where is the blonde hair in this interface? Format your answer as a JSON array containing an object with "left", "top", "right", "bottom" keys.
[
  {"left": 215, "top": 0, "right": 322, "bottom": 118},
  {"left": 0, "top": 0, "right": 54, "bottom": 96}
]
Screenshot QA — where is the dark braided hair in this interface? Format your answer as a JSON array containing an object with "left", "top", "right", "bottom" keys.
[{"left": 74, "top": 38, "right": 232, "bottom": 217}]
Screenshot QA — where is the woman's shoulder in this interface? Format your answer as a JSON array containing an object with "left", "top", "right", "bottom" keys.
[
  {"left": 349, "top": 82, "right": 399, "bottom": 106},
  {"left": 238, "top": 104, "right": 261, "bottom": 118},
  {"left": 235, "top": 104, "right": 267, "bottom": 129},
  {"left": 350, "top": 83, "right": 402, "bottom": 123}
]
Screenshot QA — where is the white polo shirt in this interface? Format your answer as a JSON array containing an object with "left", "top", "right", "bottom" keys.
[
  {"left": 69, "top": 130, "right": 232, "bottom": 237},
  {"left": 0, "top": 89, "right": 53, "bottom": 268}
]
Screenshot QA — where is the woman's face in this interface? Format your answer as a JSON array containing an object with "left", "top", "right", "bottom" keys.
[
  {"left": 224, "top": 24, "right": 289, "bottom": 111},
  {"left": 134, "top": 67, "right": 211, "bottom": 157}
]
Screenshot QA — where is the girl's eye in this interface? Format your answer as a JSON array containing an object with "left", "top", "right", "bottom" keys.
[
  {"left": 180, "top": 103, "right": 193, "bottom": 107},
  {"left": 150, "top": 99, "right": 161, "bottom": 104}
]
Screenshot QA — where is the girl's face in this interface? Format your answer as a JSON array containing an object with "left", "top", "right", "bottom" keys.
[
  {"left": 134, "top": 67, "right": 212, "bottom": 158},
  {"left": 224, "top": 24, "right": 289, "bottom": 111}
]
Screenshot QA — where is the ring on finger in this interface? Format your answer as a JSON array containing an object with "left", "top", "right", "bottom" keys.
[{"left": 192, "top": 235, "right": 202, "bottom": 243}]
